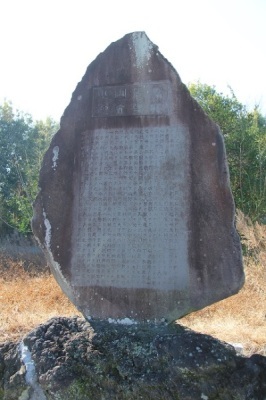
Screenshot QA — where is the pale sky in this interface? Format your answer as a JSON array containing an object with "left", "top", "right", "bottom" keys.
[{"left": 0, "top": 0, "right": 265, "bottom": 121}]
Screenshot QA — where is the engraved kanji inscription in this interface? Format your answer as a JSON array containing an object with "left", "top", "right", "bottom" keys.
[
  {"left": 92, "top": 81, "right": 171, "bottom": 117},
  {"left": 71, "top": 126, "right": 190, "bottom": 289}
]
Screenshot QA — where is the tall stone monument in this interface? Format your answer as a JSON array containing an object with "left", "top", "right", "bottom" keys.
[{"left": 32, "top": 32, "right": 244, "bottom": 323}]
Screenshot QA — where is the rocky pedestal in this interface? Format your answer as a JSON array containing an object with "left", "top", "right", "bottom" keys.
[
  {"left": 0, "top": 317, "right": 266, "bottom": 400},
  {"left": 32, "top": 31, "right": 244, "bottom": 322}
]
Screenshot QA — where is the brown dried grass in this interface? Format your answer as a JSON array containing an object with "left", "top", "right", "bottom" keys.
[
  {"left": 0, "top": 259, "right": 80, "bottom": 343},
  {"left": 180, "top": 211, "right": 266, "bottom": 356},
  {"left": 180, "top": 261, "right": 265, "bottom": 356},
  {"left": 0, "top": 211, "right": 265, "bottom": 356}
]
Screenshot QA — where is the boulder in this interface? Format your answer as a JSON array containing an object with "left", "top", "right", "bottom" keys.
[{"left": 0, "top": 317, "right": 265, "bottom": 399}]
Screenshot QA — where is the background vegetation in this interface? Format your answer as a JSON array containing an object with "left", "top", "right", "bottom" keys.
[
  {"left": 189, "top": 83, "right": 266, "bottom": 222},
  {"left": 0, "top": 101, "right": 58, "bottom": 234},
  {"left": 0, "top": 84, "right": 265, "bottom": 236}
]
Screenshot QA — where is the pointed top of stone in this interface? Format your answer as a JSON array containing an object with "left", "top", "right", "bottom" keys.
[{"left": 130, "top": 32, "right": 153, "bottom": 67}]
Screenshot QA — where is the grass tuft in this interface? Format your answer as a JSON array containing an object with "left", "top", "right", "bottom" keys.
[{"left": 0, "top": 257, "right": 80, "bottom": 342}]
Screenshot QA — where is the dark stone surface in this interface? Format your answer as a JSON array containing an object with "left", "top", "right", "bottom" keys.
[
  {"left": 0, "top": 341, "right": 27, "bottom": 399},
  {"left": 32, "top": 31, "right": 244, "bottom": 322},
  {"left": 0, "top": 317, "right": 266, "bottom": 399}
]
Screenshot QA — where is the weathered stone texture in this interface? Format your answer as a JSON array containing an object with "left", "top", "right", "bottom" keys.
[
  {"left": 32, "top": 32, "right": 244, "bottom": 322},
  {"left": 0, "top": 317, "right": 266, "bottom": 399}
]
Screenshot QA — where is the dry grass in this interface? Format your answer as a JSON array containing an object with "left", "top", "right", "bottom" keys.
[
  {"left": 180, "top": 261, "right": 265, "bottom": 356},
  {"left": 0, "top": 260, "right": 80, "bottom": 343},
  {"left": 0, "top": 210, "right": 265, "bottom": 356},
  {"left": 180, "top": 211, "right": 266, "bottom": 356}
]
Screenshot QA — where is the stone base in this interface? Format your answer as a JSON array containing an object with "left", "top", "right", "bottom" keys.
[{"left": 0, "top": 317, "right": 265, "bottom": 399}]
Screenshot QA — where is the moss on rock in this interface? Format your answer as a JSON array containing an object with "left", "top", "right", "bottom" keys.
[{"left": 1, "top": 317, "right": 266, "bottom": 399}]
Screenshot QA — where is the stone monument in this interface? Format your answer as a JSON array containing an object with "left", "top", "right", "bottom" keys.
[{"left": 32, "top": 32, "right": 244, "bottom": 323}]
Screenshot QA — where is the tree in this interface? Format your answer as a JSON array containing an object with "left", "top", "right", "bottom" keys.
[
  {"left": 189, "top": 83, "right": 266, "bottom": 222},
  {"left": 0, "top": 101, "right": 58, "bottom": 234}
]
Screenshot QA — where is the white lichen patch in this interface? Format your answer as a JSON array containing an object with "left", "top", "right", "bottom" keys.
[
  {"left": 20, "top": 342, "right": 35, "bottom": 386},
  {"left": 230, "top": 342, "right": 244, "bottom": 354},
  {"left": 132, "top": 32, "right": 153, "bottom": 69},
  {"left": 42, "top": 209, "right": 74, "bottom": 302},
  {"left": 52, "top": 146, "right": 59, "bottom": 170},
  {"left": 19, "top": 341, "right": 47, "bottom": 400},
  {"left": 43, "top": 211, "right": 51, "bottom": 248},
  {"left": 108, "top": 317, "right": 138, "bottom": 325}
]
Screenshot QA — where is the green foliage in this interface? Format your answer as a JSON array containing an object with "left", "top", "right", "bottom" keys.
[
  {"left": 1, "top": 86, "right": 265, "bottom": 233},
  {"left": 189, "top": 83, "right": 266, "bottom": 222},
  {"left": 0, "top": 101, "right": 58, "bottom": 234}
]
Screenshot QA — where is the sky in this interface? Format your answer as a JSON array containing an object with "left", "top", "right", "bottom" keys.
[{"left": 0, "top": 0, "right": 265, "bottom": 121}]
